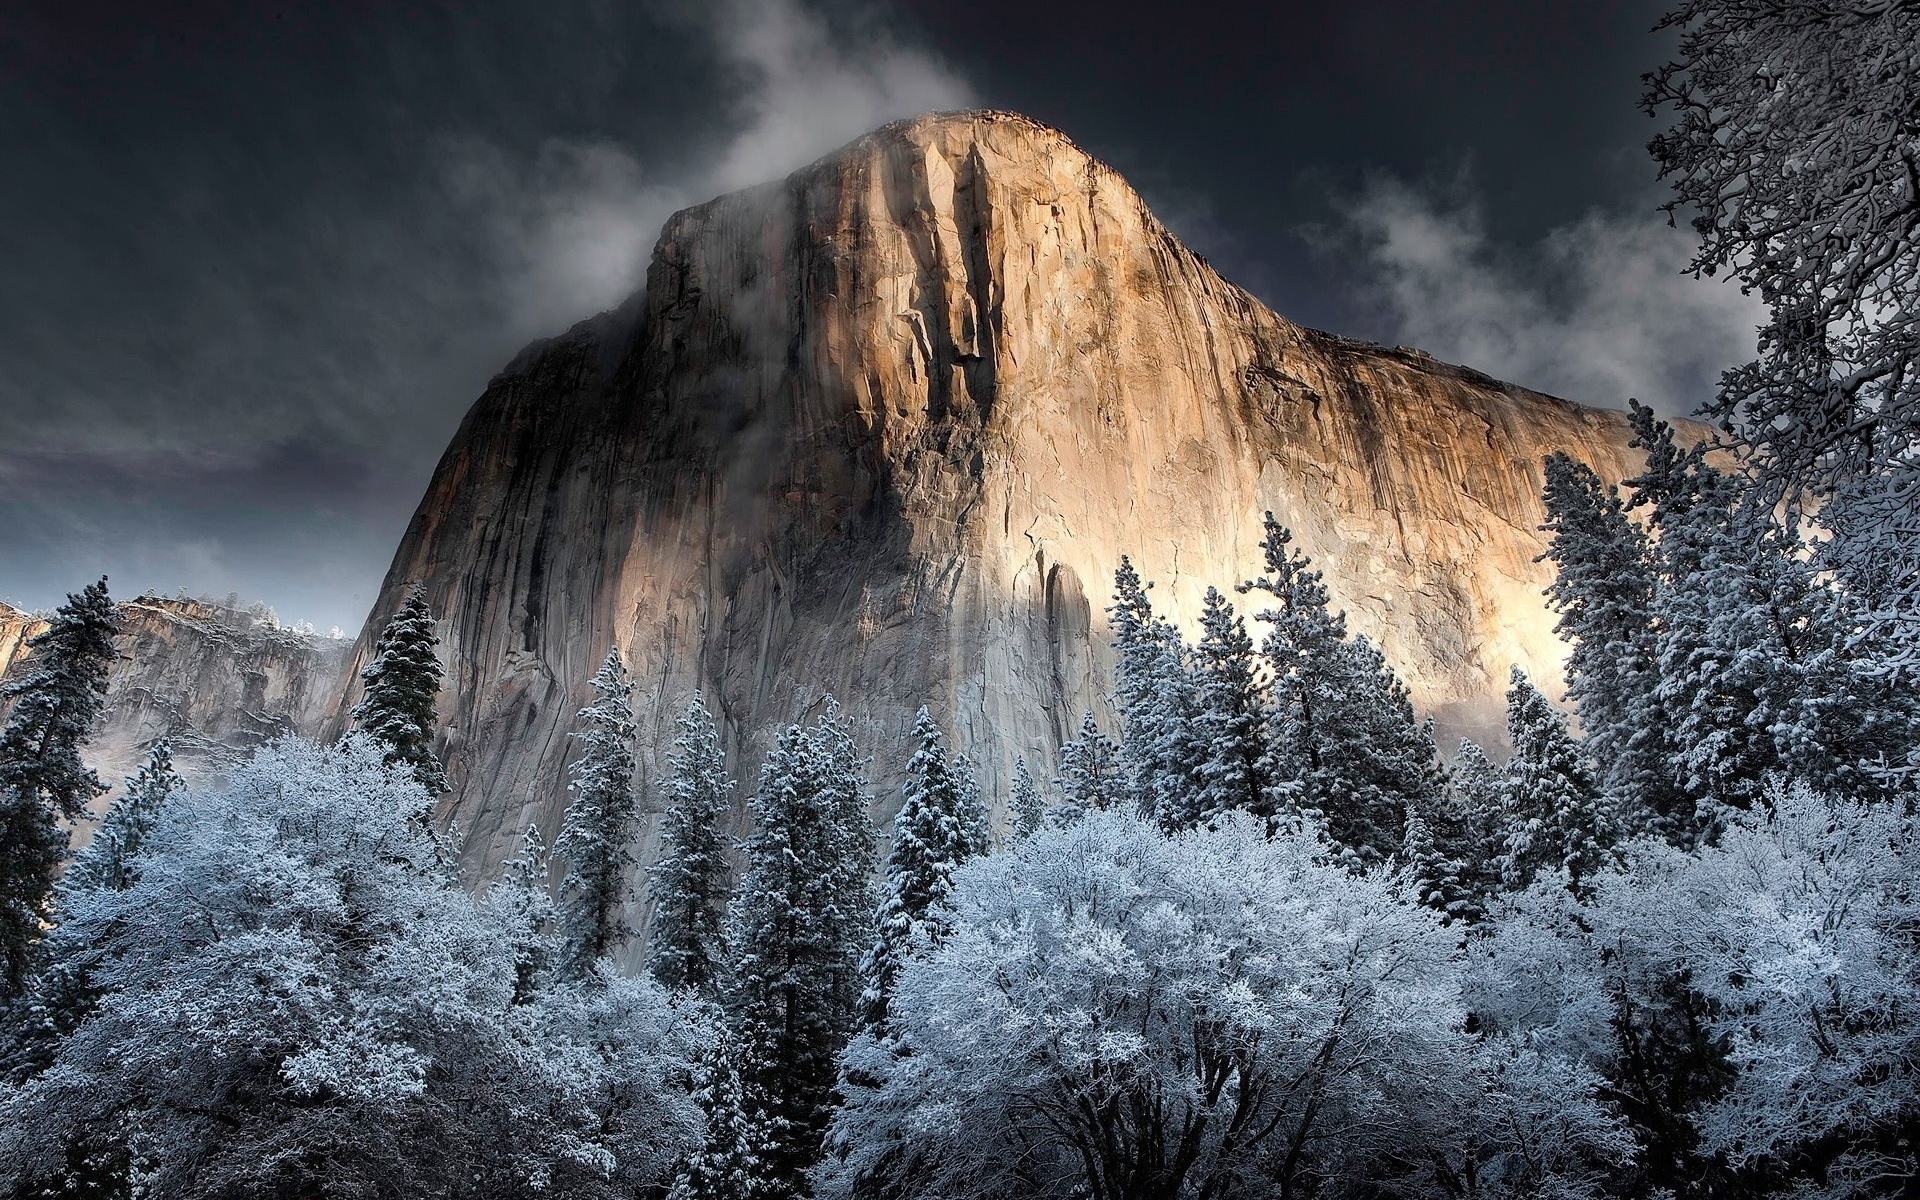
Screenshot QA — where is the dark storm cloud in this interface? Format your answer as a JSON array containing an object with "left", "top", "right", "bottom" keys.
[
  {"left": 2, "top": 0, "right": 1749, "bottom": 630},
  {"left": 0, "top": 0, "right": 968, "bottom": 628}
]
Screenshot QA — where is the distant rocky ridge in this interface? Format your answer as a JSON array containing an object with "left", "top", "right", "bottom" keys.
[
  {"left": 328, "top": 109, "right": 1667, "bottom": 888},
  {"left": 0, "top": 596, "right": 349, "bottom": 804}
]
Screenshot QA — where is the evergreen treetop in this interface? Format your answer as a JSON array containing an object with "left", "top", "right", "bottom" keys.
[
  {"left": 0, "top": 577, "right": 118, "bottom": 998},
  {"left": 351, "top": 584, "right": 446, "bottom": 795}
]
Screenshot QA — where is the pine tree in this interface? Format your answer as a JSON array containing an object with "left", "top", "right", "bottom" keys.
[
  {"left": 1054, "top": 712, "right": 1123, "bottom": 824},
  {"left": 726, "top": 700, "right": 875, "bottom": 1195},
  {"left": 554, "top": 648, "right": 639, "bottom": 977},
  {"left": 350, "top": 585, "right": 446, "bottom": 795},
  {"left": 860, "top": 708, "right": 982, "bottom": 1028},
  {"left": 65, "top": 740, "right": 179, "bottom": 896},
  {"left": 492, "top": 822, "right": 555, "bottom": 1005},
  {"left": 1629, "top": 406, "right": 1920, "bottom": 810},
  {"left": 4, "top": 736, "right": 177, "bottom": 1084},
  {"left": 1498, "top": 668, "right": 1614, "bottom": 891},
  {"left": 1108, "top": 558, "right": 1198, "bottom": 821},
  {"left": 673, "top": 1029, "right": 778, "bottom": 1200},
  {"left": 1446, "top": 738, "right": 1509, "bottom": 908},
  {"left": 1401, "top": 802, "right": 1468, "bottom": 924},
  {"left": 1242, "top": 517, "right": 1439, "bottom": 864},
  {"left": 0, "top": 577, "right": 118, "bottom": 998},
  {"left": 1181, "top": 587, "right": 1270, "bottom": 830},
  {"left": 1008, "top": 758, "right": 1046, "bottom": 840},
  {"left": 649, "top": 693, "right": 736, "bottom": 995},
  {"left": 1538, "top": 446, "right": 1676, "bottom": 837}
]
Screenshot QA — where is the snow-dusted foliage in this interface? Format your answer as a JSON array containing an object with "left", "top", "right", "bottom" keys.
[
  {"left": 859, "top": 707, "right": 984, "bottom": 1027},
  {"left": 1645, "top": 0, "right": 1920, "bottom": 662},
  {"left": 724, "top": 701, "right": 875, "bottom": 1195},
  {"left": 1052, "top": 710, "right": 1124, "bottom": 823},
  {"left": 1473, "top": 782, "right": 1920, "bottom": 1199},
  {"left": 1498, "top": 667, "right": 1616, "bottom": 890},
  {"left": 0, "top": 577, "right": 118, "bottom": 999},
  {"left": 649, "top": 692, "right": 736, "bottom": 995},
  {"left": 1108, "top": 556, "right": 1200, "bottom": 825},
  {"left": 1240, "top": 515, "right": 1442, "bottom": 864},
  {"left": 819, "top": 810, "right": 1627, "bottom": 1200},
  {"left": 1539, "top": 449, "right": 1680, "bottom": 834},
  {"left": 68, "top": 740, "right": 181, "bottom": 897},
  {"left": 1007, "top": 757, "right": 1045, "bottom": 840},
  {"left": 555, "top": 647, "right": 641, "bottom": 977},
  {"left": 350, "top": 584, "right": 447, "bottom": 795},
  {"left": 1183, "top": 585, "right": 1270, "bottom": 828},
  {"left": 0, "top": 736, "right": 697, "bottom": 1199}
]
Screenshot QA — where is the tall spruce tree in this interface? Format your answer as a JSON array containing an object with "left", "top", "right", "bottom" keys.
[
  {"left": 1054, "top": 712, "right": 1123, "bottom": 824},
  {"left": 350, "top": 585, "right": 446, "bottom": 795},
  {"left": 860, "top": 708, "right": 984, "bottom": 1027},
  {"left": 0, "top": 578, "right": 118, "bottom": 998},
  {"left": 1538, "top": 448, "right": 1677, "bottom": 837},
  {"left": 4, "top": 736, "right": 179, "bottom": 1084},
  {"left": 1182, "top": 587, "right": 1270, "bottom": 830},
  {"left": 649, "top": 693, "right": 736, "bottom": 995},
  {"left": 1008, "top": 758, "right": 1046, "bottom": 840},
  {"left": 1242, "top": 517, "right": 1440, "bottom": 865},
  {"left": 1108, "top": 558, "right": 1199, "bottom": 822},
  {"left": 1498, "top": 668, "right": 1615, "bottom": 891},
  {"left": 726, "top": 701, "right": 874, "bottom": 1195},
  {"left": 673, "top": 1028, "right": 778, "bottom": 1200},
  {"left": 554, "top": 648, "right": 640, "bottom": 976}
]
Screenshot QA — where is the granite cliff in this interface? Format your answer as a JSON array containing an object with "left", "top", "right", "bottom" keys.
[
  {"left": 332, "top": 109, "right": 1658, "bottom": 886},
  {"left": 0, "top": 595, "right": 349, "bottom": 801}
]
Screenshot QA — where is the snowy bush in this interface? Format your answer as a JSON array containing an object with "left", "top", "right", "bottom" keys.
[{"left": 0, "top": 736, "right": 697, "bottom": 1199}]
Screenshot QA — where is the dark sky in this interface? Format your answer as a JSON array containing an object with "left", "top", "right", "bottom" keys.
[{"left": 0, "top": 0, "right": 1759, "bottom": 631}]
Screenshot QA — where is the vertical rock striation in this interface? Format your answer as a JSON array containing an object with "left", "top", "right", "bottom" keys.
[
  {"left": 336, "top": 110, "right": 1660, "bottom": 885},
  {"left": 1, "top": 596, "right": 350, "bottom": 800}
]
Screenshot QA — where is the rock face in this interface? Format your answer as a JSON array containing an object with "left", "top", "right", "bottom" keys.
[
  {"left": 337, "top": 109, "right": 1657, "bottom": 884},
  {"left": 0, "top": 596, "right": 351, "bottom": 801}
]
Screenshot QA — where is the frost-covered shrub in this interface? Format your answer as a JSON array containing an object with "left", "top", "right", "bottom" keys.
[
  {"left": 819, "top": 810, "right": 1626, "bottom": 1200},
  {"left": 0, "top": 736, "right": 697, "bottom": 1200}
]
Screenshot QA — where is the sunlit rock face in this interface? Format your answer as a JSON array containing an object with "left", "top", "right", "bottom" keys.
[
  {"left": 0, "top": 596, "right": 350, "bottom": 798},
  {"left": 335, "top": 109, "right": 1654, "bottom": 884}
]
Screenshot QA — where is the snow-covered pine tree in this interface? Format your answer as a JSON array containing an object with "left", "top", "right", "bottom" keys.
[
  {"left": 649, "top": 693, "right": 736, "bottom": 995},
  {"left": 860, "top": 708, "right": 980, "bottom": 1028},
  {"left": 1498, "top": 667, "right": 1614, "bottom": 891},
  {"left": 492, "top": 822, "right": 555, "bottom": 1005},
  {"left": 1538, "top": 448, "right": 1676, "bottom": 838},
  {"left": 350, "top": 584, "right": 446, "bottom": 795},
  {"left": 672, "top": 1029, "right": 778, "bottom": 1200},
  {"left": 1108, "top": 558, "right": 1198, "bottom": 822},
  {"left": 950, "top": 752, "right": 989, "bottom": 859},
  {"left": 1008, "top": 759, "right": 1046, "bottom": 840},
  {"left": 3, "top": 737, "right": 180, "bottom": 1084},
  {"left": 1054, "top": 712, "right": 1123, "bottom": 824},
  {"left": 554, "top": 647, "right": 640, "bottom": 977},
  {"left": 726, "top": 701, "right": 874, "bottom": 1195},
  {"left": 1445, "top": 738, "right": 1508, "bottom": 908},
  {"left": 0, "top": 577, "right": 118, "bottom": 998},
  {"left": 1181, "top": 587, "right": 1270, "bottom": 830},
  {"left": 1241, "top": 517, "right": 1439, "bottom": 865},
  {"left": 65, "top": 739, "right": 179, "bottom": 896},
  {"left": 1627, "top": 406, "right": 1920, "bottom": 809},
  {"left": 1400, "top": 801, "right": 1471, "bottom": 925}
]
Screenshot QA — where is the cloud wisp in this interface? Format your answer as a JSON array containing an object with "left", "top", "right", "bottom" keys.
[
  {"left": 1324, "top": 174, "right": 1765, "bottom": 417},
  {"left": 460, "top": 0, "right": 974, "bottom": 337}
]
